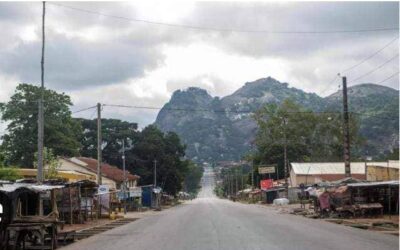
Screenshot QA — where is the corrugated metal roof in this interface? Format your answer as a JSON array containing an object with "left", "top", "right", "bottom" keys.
[
  {"left": 0, "top": 183, "right": 64, "bottom": 193},
  {"left": 291, "top": 162, "right": 389, "bottom": 175},
  {"left": 348, "top": 180, "right": 399, "bottom": 187},
  {"left": 290, "top": 161, "right": 399, "bottom": 176}
]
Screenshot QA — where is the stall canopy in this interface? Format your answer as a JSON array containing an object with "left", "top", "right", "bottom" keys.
[{"left": 0, "top": 183, "right": 64, "bottom": 195}]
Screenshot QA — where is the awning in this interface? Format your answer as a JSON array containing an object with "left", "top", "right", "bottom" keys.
[
  {"left": 0, "top": 183, "right": 65, "bottom": 193},
  {"left": 347, "top": 180, "right": 399, "bottom": 187}
]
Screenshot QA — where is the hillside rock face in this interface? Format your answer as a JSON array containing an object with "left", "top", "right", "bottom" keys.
[{"left": 155, "top": 77, "right": 399, "bottom": 163}]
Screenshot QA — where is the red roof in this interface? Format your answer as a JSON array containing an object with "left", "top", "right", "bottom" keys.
[{"left": 75, "top": 157, "right": 139, "bottom": 182}]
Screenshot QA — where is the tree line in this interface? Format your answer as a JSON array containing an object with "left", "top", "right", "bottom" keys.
[
  {"left": 249, "top": 99, "right": 397, "bottom": 185},
  {"left": 0, "top": 83, "right": 203, "bottom": 196}
]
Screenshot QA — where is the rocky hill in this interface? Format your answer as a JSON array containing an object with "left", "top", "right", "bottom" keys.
[
  {"left": 325, "top": 84, "right": 399, "bottom": 157},
  {"left": 155, "top": 77, "right": 399, "bottom": 163}
]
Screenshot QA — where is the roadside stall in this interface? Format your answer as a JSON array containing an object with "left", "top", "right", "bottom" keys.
[
  {"left": 58, "top": 180, "right": 97, "bottom": 224},
  {"left": 0, "top": 182, "right": 64, "bottom": 250}
]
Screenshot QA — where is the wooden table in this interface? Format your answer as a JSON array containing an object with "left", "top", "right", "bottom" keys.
[{"left": 2, "top": 217, "right": 60, "bottom": 250}]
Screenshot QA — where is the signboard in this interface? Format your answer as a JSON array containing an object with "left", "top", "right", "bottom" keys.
[
  {"left": 97, "top": 185, "right": 109, "bottom": 194},
  {"left": 129, "top": 187, "right": 142, "bottom": 197},
  {"left": 97, "top": 185, "right": 110, "bottom": 213},
  {"left": 258, "top": 166, "right": 276, "bottom": 174},
  {"left": 117, "top": 191, "right": 129, "bottom": 200},
  {"left": 260, "top": 179, "right": 273, "bottom": 190}
]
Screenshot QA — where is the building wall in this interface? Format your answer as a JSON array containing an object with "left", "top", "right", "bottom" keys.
[
  {"left": 290, "top": 170, "right": 318, "bottom": 187},
  {"left": 116, "top": 179, "right": 137, "bottom": 189},
  {"left": 290, "top": 172, "right": 367, "bottom": 187},
  {"left": 58, "top": 159, "right": 117, "bottom": 189},
  {"left": 366, "top": 165, "right": 399, "bottom": 181}
]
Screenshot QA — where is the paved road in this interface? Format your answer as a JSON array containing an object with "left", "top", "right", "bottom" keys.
[{"left": 62, "top": 167, "right": 398, "bottom": 250}]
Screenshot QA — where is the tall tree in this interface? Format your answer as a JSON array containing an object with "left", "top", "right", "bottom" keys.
[
  {"left": 127, "top": 125, "right": 189, "bottom": 195},
  {"left": 76, "top": 118, "right": 138, "bottom": 167},
  {"left": 183, "top": 162, "right": 204, "bottom": 195},
  {"left": 76, "top": 121, "right": 190, "bottom": 196},
  {"left": 253, "top": 99, "right": 362, "bottom": 180},
  {"left": 0, "top": 84, "right": 81, "bottom": 167}
]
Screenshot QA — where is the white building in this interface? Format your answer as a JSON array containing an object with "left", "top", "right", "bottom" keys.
[{"left": 59, "top": 157, "right": 139, "bottom": 190}]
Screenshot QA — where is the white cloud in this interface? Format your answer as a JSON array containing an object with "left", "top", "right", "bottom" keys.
[{"left": 0, "top": 1, "right": 398, "bottom": 128}]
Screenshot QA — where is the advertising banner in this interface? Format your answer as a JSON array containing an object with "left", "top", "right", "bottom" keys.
[{"left": 260, "top": 179, "right": 273, "bottom": 190}]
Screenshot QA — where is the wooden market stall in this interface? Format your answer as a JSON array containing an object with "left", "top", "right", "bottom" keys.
[{"left": 0, "top": 182, "right": 64, "bottom": 250}]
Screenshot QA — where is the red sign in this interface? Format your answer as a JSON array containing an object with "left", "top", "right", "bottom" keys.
[{"left": 260, "top": 179, "right": 273, "bottom": 190}]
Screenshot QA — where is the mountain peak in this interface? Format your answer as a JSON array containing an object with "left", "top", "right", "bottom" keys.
[
  {"left": 241, "top": 76, "right": 288, "bottom": 91},
  {"left": 156, "top": 77, "right": 398, "bottom": 163},
  {"left": 171, "top": 87, "right": 211, "bottom": 98}
]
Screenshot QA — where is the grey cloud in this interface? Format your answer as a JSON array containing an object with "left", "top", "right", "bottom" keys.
[
  {"left": 183, "top": 2, "right": 399, "bottom": 58},
  {"left": 0, "top": 1, "right": 399, "bottom": 126},
  {"left": 0, "top": 32, "right": 163, "bottom": 90},
  {"left": 0, "top": 2, "right": 196, "bottom": 91}
]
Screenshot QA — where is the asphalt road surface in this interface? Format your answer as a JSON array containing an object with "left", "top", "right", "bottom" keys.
[{"left": 62, "top": 167, "right": 398, "bottom": 250}]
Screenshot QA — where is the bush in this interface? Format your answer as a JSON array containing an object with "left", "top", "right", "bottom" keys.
[{"left": 0, "top": 167, "right": 21, "bottom": 181}]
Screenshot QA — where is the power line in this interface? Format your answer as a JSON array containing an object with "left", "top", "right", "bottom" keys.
[
  {"left": 377, "top": 71, "right": 399, "bottom": 84},
  {"left": 88, "top": 108, "right": 97, "bottom": 119},
  {"left": 103, "top": 103, "right": 343, "bottom": 114},
  {"left": 71, "top": 105, "right": 97, "bottom": 114},
  {"left": 349, "top": 53, "right": 399, "bottom": 83},
  {"left": 319, "top": 74, "right": 340, "bottom": 96},
  {"left": 341, "top": 36, "right": 399, "bottom": 73},
  {"left": 49, "top": 3, "right": 399, "bottom": 34},
  {"left": 102, "top": 103, "right": 397, "bottom": 121},
  {"left": 352, "top": 112, "right": 398, "bottom": 121}
]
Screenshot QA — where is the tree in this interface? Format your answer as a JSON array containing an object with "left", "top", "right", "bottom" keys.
[
  {"left": 253, "top": 99, "right": 362, "bottom": 180},
  {"left": 384, "top": 148, "right": 399, "bottom": 160},
  {"left": 183, "top": 162, "right": 204, "bottom": 195},
  {"left": 76, "top": 118, "right": 138, "bottom": 166},
  {"left": 126, "top": 125, "right": 189, "bottom": 196},
  {"left": 34, "top": 147, "right": 61, "bottom": 179},
  {"left": 0, "top": 84, "right": 82, "bottom": 167},
  {"left": 76, "top": 122, "right": 190, "bottom": 196}
]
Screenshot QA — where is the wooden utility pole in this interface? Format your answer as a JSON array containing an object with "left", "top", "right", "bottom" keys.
[
  {"left": 37, "top": 1, "right": 46, "bottom": 217},
  {"left": 230, "top": 173, "right": 232, "bottom": 196},
  {"left": 122, "top": 140, "right": 127, "bottom": 214},
  {"left": 153, "top": 159, "right": 157, "bottom": 187},
  {"left": 97, "top": 103, "right": 102, "bottom": 185},
  {"left": 235, "top": 169, "right": 238, "bottom": 194},
  {"left": 342, "top": 76, "right": 351, "bottom": 177},
  {"left": 251, "top": 161, "right": 254, "bottom": 189},
  {"left": 37, "top": 1, "right": 45, "bottom": 184},
  {"left": 283, "top": 117, "right": 288, "bottom": 197}
]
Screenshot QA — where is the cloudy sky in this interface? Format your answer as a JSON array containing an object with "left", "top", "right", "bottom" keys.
[{"left": 0, "top": 1, "right": 398, "bottom": 129}]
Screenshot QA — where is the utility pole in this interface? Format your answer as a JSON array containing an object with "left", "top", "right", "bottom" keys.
[
  {"left": 37, "top": 1, "right": 45, "bottom": 217},
  {"left": 235, "top": 169, "right": 238, "bottom": 194},
  {"left": 283, "top": 117, "right": 288, "bottom": 197},
  {"left": 37, "top": 1, "right": 45, "bottom": 184},
  {"left": 122, "top": 140, "right": 127, "bottom": 214},
  {"left": 251, "top": 161, "right": 254, "bottom": 190},
  {"left": 241, "top": 168, "right": 244, "bottom": 190},
  {"left": 153, "top": 159, "right": 157, "bottom": 187},
  {"left": 342, "top": 76, "right": 351, "bottom": 177},
  {"left": 97, "top": 103, "right": 102, "bottom": 185},
  {"left": 230, "top": 172, "right": 233, "bottom": 196},
  {"left": 226, "top": 174, "right": 229, "bottom": 196},
  {"left": 228, "top": 173, "right": 232, "bottom": 196}
]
